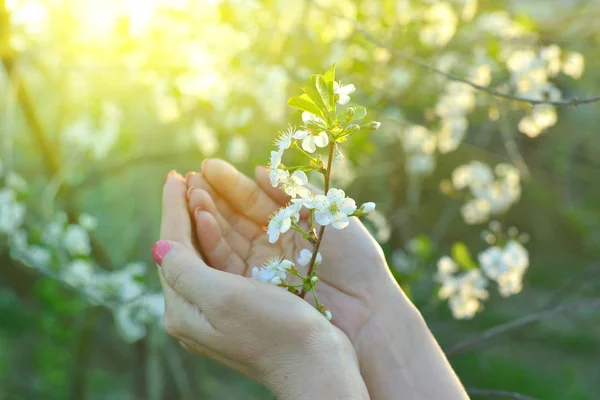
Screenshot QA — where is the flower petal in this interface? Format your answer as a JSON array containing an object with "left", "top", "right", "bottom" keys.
[
  {"left": 293, "top": 129, "right": 308, "bottom": 140},
  {"left": 337, "top": 83, "right": 356, "bottom": 95},
  {"left": 339, "top": 198, "right": 357, "bottom": 214},
  {"left": 302, "top": 136, "right": 317, "bottom": 153},
  {"left": 314, "top": 211, "right": 332, "bottom": 226},
  {"left": 331, "top": 214, "right": 350, "bottom": 229},
  {"left": 337, "top": 94, "right": 350, "bottom": 105},
  {"left": 314, "top": 132, "right": 329, "bottom": 148},
  {"left": 291, "top": 170, "right": 308, "bottom": 185},
  {"left": 327, "top": 188, "right": 345, "bottom": 203}
]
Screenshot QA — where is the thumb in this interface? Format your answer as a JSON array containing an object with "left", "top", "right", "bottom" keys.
[{"left": 153, "top": 240, "right": 239, "bottom": 308}]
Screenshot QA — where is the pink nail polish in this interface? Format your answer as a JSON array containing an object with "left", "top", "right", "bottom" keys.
[{"left": 152, "top": 241, "right": 171, "bottom": 266}]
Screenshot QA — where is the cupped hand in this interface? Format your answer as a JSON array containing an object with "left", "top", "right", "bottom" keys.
[
  {"left": 156, "top": 172, "right": 368, "bottom": 399},
  {"left": 185, "top": 159, "right": 407, "bottom": 346}
]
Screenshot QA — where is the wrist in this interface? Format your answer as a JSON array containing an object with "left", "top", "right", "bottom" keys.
[{"left": 266, "top": 324, "right": 369, "bottom": 400}]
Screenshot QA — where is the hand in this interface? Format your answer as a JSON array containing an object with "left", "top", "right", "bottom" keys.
[
  {"left": 185, "top": 159, "right": 404, "bottom": 343},
  {"left": 156, "top": 171, "right": 370, "bottom": 399},
  {"left": 186, "top": 160, "right": 467, "bottom": 399}
]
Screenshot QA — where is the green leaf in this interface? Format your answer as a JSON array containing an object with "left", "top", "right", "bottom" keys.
[
  {"left": 287, "top": 94, "right": 324, "bottom": 118},
  {"left": 303, "top": 75, "right": 328, "bottom": 118},
  {"left": 353, "top": 106, "right": 367, "bottom": 120},
  {"left": 312, "top": 74, "right": 331, "bottom": 113},
  {"left": 451, "top": 242, "right": 477, "bottom": 270},
  {"left": 323, "top": 64, "right": 336, "bottom": 111}
]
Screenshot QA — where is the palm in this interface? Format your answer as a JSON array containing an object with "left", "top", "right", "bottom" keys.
[{"left": 187, "top": 160, "right": 392, "bottom": 342}]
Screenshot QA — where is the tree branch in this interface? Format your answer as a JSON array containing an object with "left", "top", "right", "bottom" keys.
[
  {"left": 309, "top": 0, "right": 600, "bottom": 107},
  {"left": 446, "top": 297, "right": 600, "bottom": 357},
  {"left": 467, "top": 389, "right": 539, "bottom": 400}
]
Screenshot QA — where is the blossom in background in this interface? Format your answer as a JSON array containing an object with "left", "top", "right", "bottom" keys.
[
  {"left": 333, "top": 81, "right": 355, "bottom": 105},
  {"left": 562, "top": 51, "right": 584, "bottom": 79},
  {"left": 297, "top": 249, "right": 322, "bottom": 267},
  {"left": 63, "top": 224, "right": 92, "bottom": 256},
  {"left": 451, "top": 161, "right": 521, "bottom": 225},
  {"left": 252, "top": 257, "right": 294, "bottom": 284},
  {"left": 439, "top": 269, "right": 489, "bottom": 320},
  {"left": 312, "top": 188, "right": 357, "bottom": 229},
  {"left": 419, "top": 2, "right": 457, "bottom": 48},
  {"left": 0, "top": 188, "right": 26, "bottom": 235}
]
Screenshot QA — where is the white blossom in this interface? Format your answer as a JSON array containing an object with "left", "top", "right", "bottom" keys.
[
  {"left": 502, "top": 240, "right": 529, "bottom": 272},
  {"left": 297, "top": 249, "right": 322, "bottom": 267},
  {"left": 323, "top": 309, "right": 333, "bottom": 320},
  {"left": 297, "top": 112, "right": 329, "bottom": 153},
  {"left": 478, "top": 246, "right": 507, "bottom": 279},
  {"left": 312, "top": 188, "right": 357, "bottom": 229},
  {"left": 251, "top": 257, "right": 294, "bottom": 284},
  {"left": 63, "top": 224, "right": 92, "bottom": 256},
  {"left": 0, "top": 188, "right": 26, "bottom": 235},
  {"left": 334, "top": 81, "right": 356, "bottom": 105},
  {"left": 227, "top": 135, "right": 250, "bottom": 163},
  {"left": 267, "top": 204, "right": 301, "bottom": 243},
  {"left": 282, "top": 170, "right": 311, "bottom": 198},
  {"left": 562, "top": 51, "right": 584, "bottom": 79},
  {"left": 268, "top": 150, "right": 287, "bottom": 187},
  {"left": 419, "top": 2, "right": 457, "bottom": 48},
  {"left": 436, "top": 256, "right": 458, "bottom": 281},
  {"left": 274, "top": 126, "right": 295, "bottom": 151},
  {"left": 359, "top": 202, "right": 376, "bottom": 215},
  {"left": 79, "top": 213, "right": 98, "bottom": 231},
  {"left": 63, "top": 259, "right": 96, "bottom": 287}
]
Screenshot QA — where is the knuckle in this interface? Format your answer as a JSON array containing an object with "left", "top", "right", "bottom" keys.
[{"left": 244, "top": 184, "right": 261, "bottom": 212}]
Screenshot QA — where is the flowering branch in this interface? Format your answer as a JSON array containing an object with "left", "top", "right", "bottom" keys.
[
  {"left": 446, "top": 297, "right": 600, "bottom": 357},
  {"left": 300, "top": 141, "right": 335, "bottom": 298},
  {"left": 252, "top": 65, "right": 380, "bottom": 319},
  {"left": 467, "top": 389, "right": 539, "bottom": 400},
  {"left": 309, "top": 0, "right": 600, "bottom": 107}
]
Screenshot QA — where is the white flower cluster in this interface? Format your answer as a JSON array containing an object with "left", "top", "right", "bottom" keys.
[
  {"left": 0, "top": 163, "right": 163, "bottom": 342},
  {"left": 452, "top": 162, "right": 521, "bottom": 224},
  {"left": 478, "top": 240, "right": 529, "bottom": 297},
  {"left": 436, "top": 238, "right": 529, "bottom": 319},
  {"left": 256, "top": 70, "right": 380, "bottom": 320}
]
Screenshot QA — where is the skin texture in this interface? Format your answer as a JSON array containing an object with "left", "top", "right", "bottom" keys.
[
  {"left": 158, "top": 172, "right": 370, "bottom": 400},
  {"left": 186, "top": 159, "right": 469, "bottom": 400}
]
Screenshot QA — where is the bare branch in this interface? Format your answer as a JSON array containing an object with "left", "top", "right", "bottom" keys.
[
  {"left": 446, "top": 297, "right": 600, "bottom": 357},
  {"left": 468, "top": 389, "right": 540, "bottom": 400},
  {"left": 309, "top": 0, "right": 600, "bottom": 107}
]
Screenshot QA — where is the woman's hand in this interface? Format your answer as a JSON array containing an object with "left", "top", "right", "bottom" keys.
[
  {"left": 185, "top": 160, "right": 468, "bottom": 399},
  {"left": 185, "top": 159, "right": 401, "bottom": 343},
  {"left": 156, "top": 171, "right": 370, "bottom": 400}
]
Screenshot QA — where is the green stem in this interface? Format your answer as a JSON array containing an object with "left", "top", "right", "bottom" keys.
[
  {"left": 299, "top": 141, "right": 335, "bottom": 298},
  {"left": 293, "top": 142, "right": 318, "bottom": 163}
]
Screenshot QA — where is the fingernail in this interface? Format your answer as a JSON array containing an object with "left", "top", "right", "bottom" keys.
[
  {"left": 185, "top": 171, "right": 196, "bottom": 184},
  {"left": 194, "top": 207, "right": 203, "bottom": 220},
  {"left": 152, "top": 241, "right": 171, "bottom": 267},
  {"left": 187, "top": 186, "right": 197, "bottom": 200},
  {"left": 165, "top": 170, "right": 177, "bottom": 184}
]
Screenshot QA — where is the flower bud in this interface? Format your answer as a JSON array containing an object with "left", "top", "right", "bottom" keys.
[
  {"left": 271, "top": 276, "right": 283, "bottom": 285},
  {"left": 323, "top": 309, "right": 333, "bottom": 320},
  {"left": 347, "top": 124, "right": 360, "bottom": 133},
  {"left": 363, "top": 121, "right": 381, "bottom": 131},
  {"left": 344, "top": 107, "right": 356, "bottom": 121},
  {"left": 310, "top": 276, "right": 319, "bottom": 285},
  {"left": 360, "top": 202, "right": 376, "bottom": 214},
  {"left": 334, "top": 146, "right": 344, "bottom": 161}
]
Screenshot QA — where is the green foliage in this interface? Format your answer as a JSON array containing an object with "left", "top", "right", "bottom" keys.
[{"left": 451, "top": 242, "right": 478, "bottom": 270}]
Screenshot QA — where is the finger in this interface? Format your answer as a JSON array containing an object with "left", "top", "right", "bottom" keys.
[
  {"left": 194, "top": 210, "right": 247, "bottom": 275},
  {"left": 188, "top": 186, "right": 261, "bottom": 243},
  {"left": 202, "top": 159, "right": 281, "bottom": 225},
  {"left": 159, "top": 272, "right": 217, "bottom": 341},
  {"left": 161, "top": 171, "right": 193, "bottom": 247},
  {"left": 153, "top": 240, "right": 247, "bottom": 313}
]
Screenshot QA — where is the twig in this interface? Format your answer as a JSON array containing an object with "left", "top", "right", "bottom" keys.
[
  {"left": 300, "top": 142, "right": 335, "bottom": 297},
  {"left": 467, "top": 389, "right": 540, "bottom": 400},
  {"left": 309, "top": 0, "right": 600, "bottom": 107},
  {"left": 445, "top": 297, "right": 600, "bottom": 357}
]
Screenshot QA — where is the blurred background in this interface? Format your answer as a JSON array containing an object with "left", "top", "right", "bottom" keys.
[{"left": 1, "top": 0, "right": 599, "bottom": 399}]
